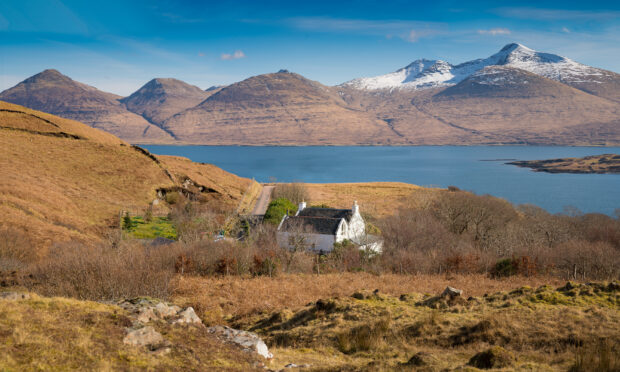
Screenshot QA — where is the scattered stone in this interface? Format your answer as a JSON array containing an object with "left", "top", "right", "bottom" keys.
[
  {"left": 442, "top": 286, "right": 463, "bottom": 298},
  {"left": 468, "top": 346, "right": 514, "bottom": 369},
  {"left": 405, "top": 351, "right": 437, "bottom": 366},
  {"left": 0, "top": 292, "right": 30, "bottom": 300},
  {"left": 207, "top": 325, "right": 273, "bottom": 359},
  {"left": 173, "top": 307, "right": 202, "bottom": 325},
  {"left": 123, "top": 326, "right": 164, "bottom": 348},
  {"left": 137, "top": 307, "right": 158, "bottom": 324},
  {"left": 155, "top": 302, "right": 180, "bottom": 319}
]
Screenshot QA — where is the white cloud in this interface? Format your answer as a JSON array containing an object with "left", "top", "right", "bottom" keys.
[
  {"left": 477, "top": 28, "right": 511, "bottom": 36},
  {"left": 285, "top": 17, "right": 446, "bottom": 42},
  {"left": 221, "top": 50, "right": 246, "bottom": 60},
  {"left": 562, "top": 27, "right": 570, "bottom": 33},
  {"left": 407, "top": 30, "right": 420, "bottom": 42}
]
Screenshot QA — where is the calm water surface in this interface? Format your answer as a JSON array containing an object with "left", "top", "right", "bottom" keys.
[{"left": 143, "top": 146, "right": 620, "bottom": 216}]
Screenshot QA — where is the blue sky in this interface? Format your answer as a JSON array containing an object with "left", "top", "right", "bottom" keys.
[{"left": 1, "top": 0, "right": 619, "bottom": 95}]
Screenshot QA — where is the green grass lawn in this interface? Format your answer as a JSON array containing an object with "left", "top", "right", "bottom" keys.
[{"left": 124, "top": 216, "right": 177, "bottom": 240}]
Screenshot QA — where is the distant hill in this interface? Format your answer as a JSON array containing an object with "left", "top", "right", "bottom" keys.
[
  {"left": 162, "top": 71, "right": 404, "bottom": 145},
  {"left": 0, "top": 70, "right": 174, "bottom": 143},
  {"left": 0, "top": 100, "right": 255, "bottom": 246},
  {"left": 414, "top": 66, "right": 620, "bottom": 145},
  {"left": 121, "top": 78, "right": 210, "bottom": 128}
]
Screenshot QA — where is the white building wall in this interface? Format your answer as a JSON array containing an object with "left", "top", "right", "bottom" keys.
[{"left": 277, "top": 231, "right": 336, "bottom": 253}]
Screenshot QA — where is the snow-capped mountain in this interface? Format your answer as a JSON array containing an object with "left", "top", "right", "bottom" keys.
[{"left": 342, "top": 43, "right": 611, "bottom": 91}]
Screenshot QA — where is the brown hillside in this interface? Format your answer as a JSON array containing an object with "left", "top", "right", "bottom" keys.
[
  {"left": 121, "top": 78, "right": 210, "bottom": 126},
  {"left": 0, "top": 101, "right": 255, "bottom": 247},
  {"left": 336, "top": 67, "right": 620, "bottom": 146},
  {"left": 418, "top": 67, "right": 620, "bottom": 145},
  {"left": 162, "top": 71, "right": 406, "bottom": 145},
  {"left": 0, "top": 70, "right": 173, "bottom": 143},
  {"left": 563, "top": 67, "right": 620, "bottom": 103}
]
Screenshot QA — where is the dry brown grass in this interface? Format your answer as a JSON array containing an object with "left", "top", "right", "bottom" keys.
[
  {"left": 303, "top": 182, "right": 440, "bottom": 218},
  {"left": 0, "top": 101, "right": 253, "bottom": 247},
  {"left": 0, "top": 294, "right": 261, "bottom": 371},
  {"left": 172, "top": 272, "right": 565, "bottom": 324},
  {"left": 242, "top": 281, "right": 620, "bottom": 371},
  {"left": 157, "top": 155, "right": 257, "bottom": 208}
]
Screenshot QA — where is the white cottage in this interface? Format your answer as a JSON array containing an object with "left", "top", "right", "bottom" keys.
[{"left": 276, "top": 201, "right": 382, "bottom": 253}]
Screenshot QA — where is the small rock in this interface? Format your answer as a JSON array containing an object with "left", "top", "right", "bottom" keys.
[
  {"left": 137, "top": 307, "right": 159, "bottom": 323},
  {"left": 123, "top": 326, "right": 164, "bottom": 348},
  {"left": 173, "top": 307, "right": 202, "bottom": 325},
  {"left": 442, "top": 286, "right": 463, "bottom": 298},
  {"left": 352, "top": 292, "right": 365, "bottom": 300},
  {"left": 0, "top": 292, "right": 30, "bottom": 300},
  {"left": 155, "top": 302, "right": 180, "bottom": 318},
  {"left": 208, "top": 325, "right": 273, "bottom": 359}
]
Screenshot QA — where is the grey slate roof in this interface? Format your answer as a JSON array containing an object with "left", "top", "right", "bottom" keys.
[
  {"left": 280, "top": 216, "right": 343, "bottom": 235},
  {"left": 297, "top": 208, "right": 353, "bottom": 222}
]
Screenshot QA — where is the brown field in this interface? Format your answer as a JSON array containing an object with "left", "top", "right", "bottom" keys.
[
  {"left": 172, "top": 273, "right": 565, "bottom": 324},
  {"left": 303, "top": 182, "right": 439, "bottom": 218},
  {"left": 171, "top": 274, "right": 618, "bottom": 371}
]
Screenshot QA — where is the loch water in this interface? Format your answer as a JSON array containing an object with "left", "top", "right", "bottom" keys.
[{"left": 143, "top": 145, "right": 620, "bottom": 216}]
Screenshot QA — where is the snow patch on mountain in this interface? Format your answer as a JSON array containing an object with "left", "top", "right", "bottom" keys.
[{"left": 342, "top": 43, "right": 607, "bottom": 90}]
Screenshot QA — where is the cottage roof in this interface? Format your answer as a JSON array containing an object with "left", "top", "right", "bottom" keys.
[
  {"left": 280, "top": 215, "right": 343, "bottom": 235},
  {"left": 297, "top": 208, "right": 353, "bottom": 221}
]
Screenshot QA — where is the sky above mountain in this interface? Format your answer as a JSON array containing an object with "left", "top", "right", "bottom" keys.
[{"left": 0, "top": 0, "right": 618, "bottom": 95}]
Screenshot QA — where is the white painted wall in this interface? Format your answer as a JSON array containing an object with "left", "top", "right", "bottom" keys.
[{"left": 276, "top": 231, "right": 336, "bottom": 253}]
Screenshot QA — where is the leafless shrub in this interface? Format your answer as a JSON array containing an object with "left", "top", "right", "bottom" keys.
[
  {"left": 29, "top": 241, "right": 179, "bottom": 300},
  {"left": 0, "top": 227, "right": 37, "bottom": 271},
  {"left": 272, "top": 182, "right": 309, "bottom": 205},
  {"left": 168, "top": 199, "right": 221, "bottom": 243}
]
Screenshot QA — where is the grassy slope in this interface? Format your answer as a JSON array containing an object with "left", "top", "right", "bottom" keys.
[
  {"left": 243, "top": 281, "right": 620, "bottom": 371},
  {"left": 173, "top": 274, "right": 619, "bottom": 371},
  {"left": 157, "top": 155, "right": 259, "bottom": 211},
  {"left": 0, "top": 294, "right": 260, "bottom": 371},
  {"left": 0, "top": 101, "right": 254, "bottom": 247}
]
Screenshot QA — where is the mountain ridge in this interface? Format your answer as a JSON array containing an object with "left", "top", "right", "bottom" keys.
[
  {"left": 341, "top": 43, "right": 620, "bottom": 102},
  {"left": 0, "top": 69, "right": 174, "bottom": 143},
  {"left": 1, "top": 43, "right": 618, "bottom": 145}
]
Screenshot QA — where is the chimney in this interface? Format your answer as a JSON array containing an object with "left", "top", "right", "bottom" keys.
[
  {"left": 352, "top": 200, "right": 359, "bottom": 214},
  {"left": 298, "top": 200, "right": 307, "bottom": 212}
]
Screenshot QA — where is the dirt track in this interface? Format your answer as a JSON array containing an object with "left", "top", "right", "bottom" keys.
[{"left": 250, "top": 185, "right": 274, "bottom": 216}]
